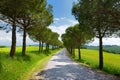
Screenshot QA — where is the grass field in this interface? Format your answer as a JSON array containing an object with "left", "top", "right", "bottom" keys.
[
  {"left": 0, "top": 46, "right": 61, "bottom": 80},
  {"left": 74, "top": 49, "right": 120, "bottom": 76}
]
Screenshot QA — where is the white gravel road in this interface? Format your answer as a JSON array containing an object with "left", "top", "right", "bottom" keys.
[{"left": 31, "top": 48, "right": 119, "bottom": 80}]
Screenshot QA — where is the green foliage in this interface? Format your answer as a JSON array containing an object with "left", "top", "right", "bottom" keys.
[
  {"left": 62, "top": 24, "right": 93, "bottom": 59},
  {"left": 0, "top": 46, "right": 7, "bottom": 48},
  {"left": 72, "top": 0, "right": 120, "bottom": 69},
  {"left": 28, "top": 26, "right": 62, "bottom": 52},
  {"left": 0, "top": 0, "right": 55, "bottom": 57},
  {"left": 74, "top": 49, "right": 120, "bottom": 76},
  {"left": 103, "top": 46, "right": 120, "bottom": 54},
  {"left": 0, "top": 46, "right": 61, "bottom": 80},
  {"left": 87, "top": 45, "right": 120, "bottom": 54},
  {"left": 62, "top": 24, "right": 93, "bottom": 48}
]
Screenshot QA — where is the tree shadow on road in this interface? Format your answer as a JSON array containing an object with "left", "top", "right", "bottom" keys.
[{"left": 34, "top": 64, "right": 119, "bottom": 80}]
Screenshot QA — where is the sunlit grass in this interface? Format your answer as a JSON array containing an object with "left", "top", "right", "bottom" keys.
[
  {"left": 0, "top": 46, "right": 61, "bottom": 80},
  {"left": 74, "top": 49, "right": 120, "bottom": 76}
]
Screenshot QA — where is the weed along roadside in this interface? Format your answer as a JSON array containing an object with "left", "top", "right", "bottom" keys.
[{"left": 0, "top": 46, "right": 62, "bottom": 80}]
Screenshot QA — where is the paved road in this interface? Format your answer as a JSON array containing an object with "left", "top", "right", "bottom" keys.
[{"left": 31, "top": 49, "right": 119, "bottom": 80}]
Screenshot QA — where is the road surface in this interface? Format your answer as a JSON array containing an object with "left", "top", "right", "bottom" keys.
[{"left": 31, "top": 48, "right": 119, "bottom": 80}]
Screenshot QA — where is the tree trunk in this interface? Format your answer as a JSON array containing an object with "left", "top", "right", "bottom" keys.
[
  {"left": 39, "top": 41, "right": 41, "bottom": 52},
  {"left": 78, "top": 46, "right": 81, "bottom": 60},
  {"left": 45, "top": 43, "right": 50, "bottom": 52},
  {"left": 52, "top": 45, "right": 54, "bottom": 50},
  {"left": 46, "top": 43, "right": 47, "bottom": 52},
  {"left": 22, "top": 27, "right": 27, "bottom": 56},
  {"left": 10, "top": 21, "right": 16, "bottom": 57},
  {"left": 99, "top": 37, "right": 103, "bottom": 69},
  {"left": 71, "top": 47, "right": 73, "bottom": 55},
  {"left": 47, "top": 44, "right": 49, "bottom": 52},
  {"left": 73, "top": 48, "right": 75, "bottom": 57},
  {"left": 41, "top": 41, "right": 43, "bottom": 52}
]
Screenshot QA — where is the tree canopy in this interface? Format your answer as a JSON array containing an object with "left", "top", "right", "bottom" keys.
[
  {"left": 72, "top": 0, "right": 120, "bottom": 69},
  {"left": 0, "top": 0, "right": 61, "bottom": 57},
  {"left": 62, "top": 24, "right": 93, "bottom": 59}
]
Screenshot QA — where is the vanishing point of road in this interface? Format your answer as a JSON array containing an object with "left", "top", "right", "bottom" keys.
[{"left": 31, "top": 48, "right": 119, "bottom": 80}]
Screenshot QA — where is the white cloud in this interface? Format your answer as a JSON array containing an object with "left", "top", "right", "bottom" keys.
[
  {"left": 49, "top": 25, "right": 68, "bottom": 40},
  {"left": 0, "top": 31, "right": 11, "bottom": 46},
  {"left": 66, "top": 19, "right": 78, "bottom": 25},
  {"left": 103, "top": 38, "right": 120, "bottom": 45},
  {"left": 0, "top": 17, "right": 78, "bottom": 46},
  {"left": 1, "top": 17, "right": 120, "bottom": 46},
  {"left": 54, "top": 18, "right": 60, "bottom": 21},
  {"left": 50, "top": 17, "right": 120, "bottom": 46},
  {"left": 54, "top": 17, "right": 66, "bottom": 21},
  {"left": 88, "top": 38, "right": 120, "bottom": 46},
  {"left": 60, "top": 17, "right": 66, "bottom": 20},
  {"left": 0, "top": 31, "right": 36, "bottom": 46},
  {"left": 49, "top": 17, "right": 78, "bottom": 40},
  {"left": 52, "top": 17, "right": 78, "bottom": 26}
]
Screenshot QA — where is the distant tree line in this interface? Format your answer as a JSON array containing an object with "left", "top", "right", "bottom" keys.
[
  {"left": 87, "top": 45, "right": 120, "bottom": 54},
  {"left": 62, "top": 0, "right": 120, "bottom": 70},
  {"left": 0, "top": 0, "right": 62, "bottom": 57}
]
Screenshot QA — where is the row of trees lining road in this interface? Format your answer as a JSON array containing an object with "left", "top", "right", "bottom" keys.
[
  {"left": 0, "top": 0, "right": 62, "bottom": 57},
  {"left": 62, "top": 24, "right": 93, "bottom": 60},
  {"left": 71, "top": 0, "right": 120, "bottom": 69},
  {"left": 28, "top": 26, "right": 62, "bottom": 52}
]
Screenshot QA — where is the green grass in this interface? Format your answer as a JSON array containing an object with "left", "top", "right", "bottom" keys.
[
  {"left": 74, "top": 49, "right": 120, "bottom": 76},
  {"left": 0, "top": 46, "right": 61, "bottom": 80}
]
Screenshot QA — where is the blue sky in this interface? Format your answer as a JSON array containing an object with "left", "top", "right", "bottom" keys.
[
  {"left": 47, "top": 0, "right": 78, "bottom": 27},
  {"left": 47, "top": 0, "right": 77, "bottom": 19},
  {"left": 0, "top": 0, "right": 120, "bottom": 46}
]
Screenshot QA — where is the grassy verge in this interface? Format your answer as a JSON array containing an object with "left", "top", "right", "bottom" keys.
[
  {"left": 72, "top": 49, "right": 120, "bottom": 76},
  {"left": 0, "top": 46, "right": 61, "bottom": 80}
]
